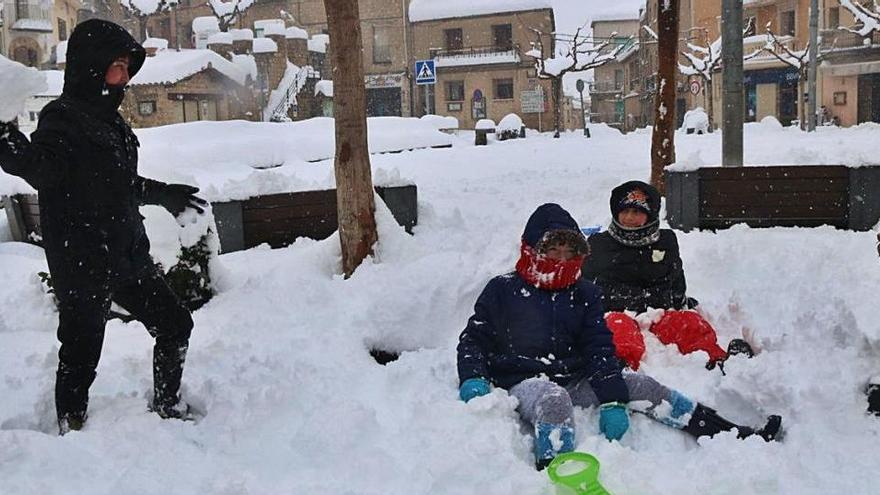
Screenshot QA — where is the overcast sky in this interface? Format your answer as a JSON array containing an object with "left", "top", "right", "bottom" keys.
[{"left": 550, "top": 0, "right": 646, "bottom": 94}]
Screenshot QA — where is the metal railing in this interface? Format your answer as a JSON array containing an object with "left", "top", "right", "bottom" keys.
[
  {"left": 589, "top": 81, "right": 624, "bottom": 93},
  {"left": 269, "top": 65, "right": 311, "bottom": 122},
  {"left": 821, "top": 29, "right": 880, "bottom": 50},
  {"left": 430, "top": 44, "right": 518, "bottom": 59}
]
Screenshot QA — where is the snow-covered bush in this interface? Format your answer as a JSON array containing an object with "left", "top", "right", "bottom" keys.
[
  {"left": 497, "top": 113, "right": 524, "bottom": 141},
  {"left": 681, "top": 107, "right": 710, "bottom": 135},
  {"left": 419, "top": 114, "right": 459, "bottom": 132}
]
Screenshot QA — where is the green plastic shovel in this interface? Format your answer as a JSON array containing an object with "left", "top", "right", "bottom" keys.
[{"left": 546, "top": 452, "right": 611, "bottom": 495}]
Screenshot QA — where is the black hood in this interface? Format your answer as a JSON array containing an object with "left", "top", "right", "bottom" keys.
[{"left": 62, "top": 19, "right": 145, "bottom": 112}]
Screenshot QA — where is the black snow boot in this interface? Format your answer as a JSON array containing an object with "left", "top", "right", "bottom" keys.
[
  {"left": 151, "top": 340, "right": 191, "bottom": 420},
  {"left": 682, "top": 404, "right": 782, "bottom": 442},
  {"left": 867, "top": 383, "right": 880, "bottom": 417},
  {"left": 58, "top": 411, "right": 88, "bottom": 436}
]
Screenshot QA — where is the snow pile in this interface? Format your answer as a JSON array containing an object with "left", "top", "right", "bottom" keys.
[
  {"left": 475, "top": 119, "right": 496, "bottom": 130},
  {"left": 252, "top": 38, "right": 278, "bottom": 54},
  {"left": 285, "top": 26, "right": 309, "bottom": 40},
  {"left": 420, "top": 114, "right": 459, "bottom": 131},
  {"left": 231, "top": 54, "right": 257, "bottom": 80},
  {"left": 120, "top": 0, "right": 178, "bottom": 14},
  {"left": 131, "top": 49, "right": 248, "bottom": 86},
  {"left": 308, "top": 34, "right": 330, "bottom": 53},
  {"left": 2, "top": 129, "right": 880, "bottom": 494},
  {"left": 229, "top": 28, "right": 254, "bottom": 41},
  {"left": 143, "top": 37, "right": 170, "bottom": 51},
  {"left": 0, "top": 55, "right": 48, "bottom": 122},
  {"left": 409, "top": 0, "right": 552, "bottom": 22},
  {"left": 681, "top": 107, "right": 709, "bottom": 134},
  {"left": 314, "top": 80, "right": 333, "bottom": 97},
  {"left": 191, "top": 16, "right": 219, "bottom": 34},
  {"left": 206, "top": 32, "right": 233, "bottom": 46}
]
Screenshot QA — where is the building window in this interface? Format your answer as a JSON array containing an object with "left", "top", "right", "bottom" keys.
[
  {"left": 493, "top": 78, "right": 514, "bottom": 100},
  {"left": 780, "top": 10, "right": 796, "bottom": 37},
  {"left": 29, "top": 111, "right": 37, "bottom": 122},
  {"left": 446, "top": 80, "right": 465, "bottom": 102},
  {"left": 447, "top": 102, "right": 463, "bottom": 112},
  {"left": 444, "top": 28, "right": 463, "bottom": 52},
  {"left": 492, "top": 24, "right": 512, "bottom": 51},
  {"left": 827, "top": 7, "right": 840, "bottom": 29},
  {"left": 614, "top": 69, "right": 624, "bottom": 90},
  {"left": 15, "top": 0, "right": 29, "bottom": 20},
  {"left": 372, "top": 26, "right": 392, "bottom": 64},
  {"left": 138, "top": 101, "right": 157, "bottom": 116},
  {"left": 58, "top": 18, "right": 68, "bottom": 41}
]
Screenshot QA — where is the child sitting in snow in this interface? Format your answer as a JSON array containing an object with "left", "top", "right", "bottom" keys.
[
  {"left": 582, "top": 181, "right": 751, "bottom": 372},
  {"left": 457, "top": 204, "right": 781, "bottom": 469}
]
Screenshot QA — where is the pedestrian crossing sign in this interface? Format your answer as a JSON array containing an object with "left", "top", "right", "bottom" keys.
[{"left": 415, "top": 60, "right": 436, "bottom": 85}]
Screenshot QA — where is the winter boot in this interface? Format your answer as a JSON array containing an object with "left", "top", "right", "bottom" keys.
[
  {"left": 151, "top": 340, "right": 191, "bottom": 420},
  {"left": 726, "top": 338, "right": 755, "bottom": 358},
  {"left": 867, "top": 383, "right": 880, "bottom": 417},
  {"left": 58, "top": 411, "right": 87, "bottom": 436},
  {"left": 682, "top": 404, "right": 782, "bottom": 442},
  {"left": 534, "top": 422, "right": 575, "bottom": 471}
]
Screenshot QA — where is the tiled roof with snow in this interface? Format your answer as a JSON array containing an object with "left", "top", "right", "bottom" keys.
[
  {"left": 131, "top": 49, "right": 248, "bottom": 86},
  {"left": 231, "top": 54, "right": 258, "bottom": 80},
  {"left": 315, "top": 80, "right": 333, "bottom": 97},
  {"left": 252, "top": 38, "right": 278, "bottom": 54},
  {"left": 285, "top": 26, "right": 308, "bottom": 40},
  {"left": 409, "top": 0, "right": 552, "bottom": 22},
  {"left": 308, "top": 34, "right": 329, "bottom": 53}
]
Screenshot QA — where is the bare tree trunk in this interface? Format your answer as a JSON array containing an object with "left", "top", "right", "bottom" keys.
[
  {"left": 651, "top": 0, "right": 679, "bottom": 195},
  {"left": 325, "top": 0, "right": 378, "bottom": 278},
  {"left": 552, "top": 78, "right": 562, "bottom": 138}
]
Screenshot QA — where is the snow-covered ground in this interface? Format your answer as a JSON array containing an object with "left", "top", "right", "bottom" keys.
[{"left": 1, "top": 122, "right": 880, "bottom": 494}]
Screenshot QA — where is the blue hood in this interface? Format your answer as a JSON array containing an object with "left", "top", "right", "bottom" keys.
[{"left": 522, "top": 203, "right": 582, "bottom": 248}]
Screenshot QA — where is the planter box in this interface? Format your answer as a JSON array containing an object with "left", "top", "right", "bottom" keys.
[
  {"left": 3, "top": 184, "right": 419, "bottom": 254},
  {"left": 667, "top": 166, "right": 880, "bottom": 231}
]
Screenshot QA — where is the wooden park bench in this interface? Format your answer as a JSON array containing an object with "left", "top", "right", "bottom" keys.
[{"left": 666, "top": 165, "right": 880, "bottom": 231}]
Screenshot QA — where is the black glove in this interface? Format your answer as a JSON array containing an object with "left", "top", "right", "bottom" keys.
[
  {"left": 0, "top": 121, "right": 18, "bottom": 146},
  {"left": 157, "top": 183, "right": 208, "bottom": 217}
]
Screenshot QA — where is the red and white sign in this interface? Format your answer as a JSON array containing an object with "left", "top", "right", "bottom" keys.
[{"left": 689, "top": 79, "right": 702, "bottom": 96}]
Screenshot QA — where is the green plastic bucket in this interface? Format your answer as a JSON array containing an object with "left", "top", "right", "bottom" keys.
[{"left": 546, "top": 452, "right": 611, "bottom": 495}]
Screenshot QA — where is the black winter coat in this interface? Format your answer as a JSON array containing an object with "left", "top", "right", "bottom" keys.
[
  {"left": 582, "top": 230, "right": 691, "bottom": 313},
  {"left": 457, "top": 204, "right": 629, "bottom": 405},
  {"left": 0, "top": 20, "right": 166, "bottom": 288}
]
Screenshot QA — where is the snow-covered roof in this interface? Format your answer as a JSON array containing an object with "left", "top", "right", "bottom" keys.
[
  {"left": 590, "top": 13, "right": 640, "bottom": 24},
  {"left": 12, "top": 18, "right": 53, "bottom": 32},
  {"left": 252, "top": 38, "right": 278, "bottom": 54},
  {"left": 131, "top": 49, "right": 248, "bottom": 86},
  {"left": 192, "top": 16, "right": 219, "bottom": 34},
  {"left": 285, "top": 26, "right": 308, "bottom": 40},
  {"left": 255, "top": 19, "right": 285, "bottom": 36},
  {"left": 308, "top": 34, "right": 329, "bottom": 53},
  {"left": 143, "top": 37, "right": 170, "bottom": 50},
  {"left": 229, "top": 28, "right": 254, "bottom": 41},
  {"left": 409, "top": 0, "right": 552, "bottom": 22},
  {"left": 56, "top": 40, "right": 68, "bottom": 64},
  {"left": 315, "top": 80, "right": 333, "bottom": 97},
  {"left": 121, "top": 0, "right": 179, "bottom": 14},
  {"left": 207, "top": 32, "right": 234, "bottom": 45},
  {"left": 35, "top": 70, "right": 64, "bottom": 97}
]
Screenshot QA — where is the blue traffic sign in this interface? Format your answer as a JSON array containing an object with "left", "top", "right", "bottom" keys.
[{"left": 415, "top": 59, "right": 436, "bottom": 85}]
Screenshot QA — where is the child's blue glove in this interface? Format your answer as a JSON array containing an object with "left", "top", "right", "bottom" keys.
[
  {"left": 459, "top": 378, "right": 491, "bottom": 403},
  {"left": 599, "top": 403, "right": 630, "bottom": 441}
]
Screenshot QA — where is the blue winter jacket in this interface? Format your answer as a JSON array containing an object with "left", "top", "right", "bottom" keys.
[{"left": 456, "top": 204, "right": 630, "bottom": 405}]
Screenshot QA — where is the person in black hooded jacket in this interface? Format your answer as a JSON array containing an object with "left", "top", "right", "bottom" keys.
[
  {"left": 0, "top": 19, "right": 207, "bottom": 434},
  {"left": 582, "top": 181, "right": 747, "bottom": 372}
]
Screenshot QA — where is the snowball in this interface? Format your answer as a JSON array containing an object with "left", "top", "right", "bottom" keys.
[{"left": 497, "top": 113, "right": 524, "bottom": 133}]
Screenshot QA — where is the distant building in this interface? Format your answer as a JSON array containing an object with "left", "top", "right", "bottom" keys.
[
  {"left": 409, "top": 0, "right": 557, "bottom": 130},
  {"left": 1, "top": 0, "right": 82, "bottom": 67},
  {"left": 589, "top": 17, "right": 640, "bottom": 130}
]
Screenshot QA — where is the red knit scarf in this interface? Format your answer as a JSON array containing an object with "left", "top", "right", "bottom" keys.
[{"left": 515, "top": 241, "right": 585, "bottom": 290}]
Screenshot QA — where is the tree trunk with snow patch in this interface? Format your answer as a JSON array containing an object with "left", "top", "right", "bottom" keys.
[
  {"left": 651, "top": 0, "right": 680, "bottom": 195},
  {"left": 325, "top": 0, "right": 378, "bottom": 278}
]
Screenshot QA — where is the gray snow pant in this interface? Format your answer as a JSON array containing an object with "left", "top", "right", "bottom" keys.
[{"left": 508, "top": 370, "right": 689, "bottom": 428}]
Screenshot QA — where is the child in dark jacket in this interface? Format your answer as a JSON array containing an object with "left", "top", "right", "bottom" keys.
[
  {"left": 457, "top": 204, "right": 780, "bottom": 469},
  {"left": 583, "top": 181, "right": 749, "bottom": 371}
]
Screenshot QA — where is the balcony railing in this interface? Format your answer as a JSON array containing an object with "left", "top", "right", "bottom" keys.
[
  {"left": 430, "top": 44, "right": 521, "bottom": 68},
  {"left": 821, "top": 29, "right": 880, "bottom": 50}
]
